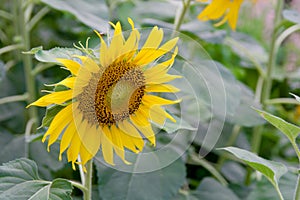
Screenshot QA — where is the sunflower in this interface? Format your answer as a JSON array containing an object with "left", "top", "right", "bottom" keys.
[
  {"left": 27, "top": 18, "right": 180, "bottom": 170},
  {"left": 198, "top": 0, "right": 246, "bottom": 30}
]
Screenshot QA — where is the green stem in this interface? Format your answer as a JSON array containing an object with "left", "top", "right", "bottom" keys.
[
  {"left": 18, "top": 0, "right": 38, "bottom": 129},
  {"left": 27, "top": 7, "right": 50, "bottom": 31},
  {"left": 69, "top": 180, "right": 88, "bottom": 194},
  {"left": 173, "top": 0, "right": 191, "bottom": 35},
  {"left": 275, "top": 184, "right": 285, "bottom": 200},
  {"left": 83, "top": 160, "right": 93, "bottom": 200},
  {"left": 251, "top": 0, "right": 283, "bottom": 155},
  {"left": 0, "top": 10, "right": 14, "bottom": 21},
  {"left": 0, "top": 44, "right": 23, "bottom": 55},
  {"left": 291, "top": 142, "right": 300, "bottom": 164},
  {"left": 291, "top": 140, "right": 300, "bottom": 200},
  {"left": 261, "top": 0, "right": 283, "bottom": 105},
  {"left": 189, "top": 153, "right": 228, "bottom": 186},
  {"left": 0, "top": 93, "right": 28, "bottom": 105},
  {"left": 266, "top": 98, "right": 300, "bottom": 105},
  {"left": 24, "top": 118, "right": 35, "bottom": 158},
  {"left": 295, "top": 174, "right": 300, "bottom": 200},
  {"left": 31, "top": 63, "right": 56, "bottom": 76}
]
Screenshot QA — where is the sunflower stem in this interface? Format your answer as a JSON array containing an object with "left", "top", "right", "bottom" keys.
[
  {"left": 295, "top": 174, "right": 300, "bottom": 200},
  {"left": 0, "top": 93, "right": 28, "bottom": 105},
  {"left": 247, "top": 0, "right": 284, "bottom": 185},
  {"left": 251, "top": 0, "right": 283, "bottom": 155},
  {"left": 24, "top": 118, "right": 35, "bottom": 158},
  {"left": 0, "top": 44, "right": 23, "bottom": 55},
  {"left": 83, "top": 160, "right": 93, "bottom": 200},
  {"left": 173, "top": 0, "right": 191, "bottom": 36},
  {"left": 17, "top": 0, "right": 38, "bottom": 130}
]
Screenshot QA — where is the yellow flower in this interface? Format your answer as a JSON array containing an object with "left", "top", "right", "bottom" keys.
[
  {"left": 27, "top": 18, "right": 180, "bottom": 170},
  {"left": 198, "top": 0, "right": 244, "bottom": 30}
]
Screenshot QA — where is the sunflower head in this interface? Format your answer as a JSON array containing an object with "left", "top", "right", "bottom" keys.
[{"left": 28, "top": 18, "right": 180, "bottom": 170}]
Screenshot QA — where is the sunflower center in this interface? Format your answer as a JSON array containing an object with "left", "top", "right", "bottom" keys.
[{"left": 94, "top": 60, "right": 145, "bottom": 125}]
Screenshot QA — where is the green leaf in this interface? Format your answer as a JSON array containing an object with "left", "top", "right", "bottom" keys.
[
  {"left": 227, "top": 83, "right": 265, "bottom": 127},
  {"left": 255, "top": 109, "right": 300, "bottom": 143},
  {"left": 181, "top": 60, "right": 240, "bottom": 120},
  {"left": 225, "top": 32, "right": 268, "bottom": 66},
  {"left": 41, "top": 0, "right": 109, "bottom": 32},
  {"left": 174, "top": 178, "right": 239, "bottom": 200},
  {"left": 0, "top": 158, "right": 72, "bottom": 200},
  {"left": 193, "top": 178, "right": 240, "bottom": 200},
  {"left": 41, "top": 104, "right": 66, "bottom": 128},
  {"left": 220, "top": 147, "right": 287, "bottom": 190},
  {"left": 283, "top": 9, "right": 300, "bottom": 24},
  {"left": 155, "top": 115, "right": 197, "bottom": 134},
  {"left": 34, "top": 47, "right": 83, "bottom": 63},
  {"left": 247, "top": 172, "right": 297, "bottom": 200},
  {"left": 24, "top": 46, "right": 43, "bottom": 54},
  {"left": 0, "top": 136, "right": 25, "bottom": 164},
  {"left": 95, "top": 147, "right": 186, "bottom": 200}
]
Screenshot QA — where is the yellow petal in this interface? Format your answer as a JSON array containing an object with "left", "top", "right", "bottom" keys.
[
  {"left": 133, "top": 26, "right": 163, "bottom": 64},
  {"left": 110, "top": 125, "right": 131, "bottom": 164},
  {"left": 95, "top": 30, "right": 109, "bottom": 68},
  {"left": 100, "top": 126, "right": 115, "bottom": 165},
  {"left": 198, "top": 0, "right": 231, "bottom": 21},
  {"left": 227, "top": 0, "right": 243, "bottom": 30},
  {"left": 80, "top": 123, "right": 101, "bottom": 162},
  {"left": 149, "top": 105, "right": 166, "bottom": 126},
  {"left": 54, "top": 77, "right": 76, "bottom": 89},
  {"left": 131, "top": 120, "right": 156, "bottom": 145},
  {"left": 130, "top": 108, "right": 150, "bottom": 127},
  {"left": 118, "top": 120, "right": 144, "bottom": 151},
  {"left": 43, "top": 104, "right": 73, "bottom": 147},
  {"left": 145, "top": 84, "right": 180, "bottom": 93},
  {"left": 67, "top": 132, "right": 81, "bottom": 170},
  {"left": 134, "top": 37, "right": 178, "bottom": 66},
  {"left": 120, "top": 29, "right": 139, "bottom": 60},
  {"left": 79, "top": 143, "right": 93, "bottom": 167},
  {"left": 57, "top": 59, "right": 80, "bottom": 75},
  {"left": 59, "top": 120, "right": 76, "bottom": 160},
  {"left": 128, "top": 17, "right": 135, "bottom": 29},
  {"left": 145, "top": 74, "right": 182, "bottom": 84},
  {"left": 149, "top": 105, "right": 176, "bottom": 126},
  {"left": 142, "top": 94, "right": 181, "bottom": 106},
  {"left": 76, "top": 56, "right": 100, "bottom": 73},
  {"left": 27, "top": 90, "right": 73, "bottom": 107}
]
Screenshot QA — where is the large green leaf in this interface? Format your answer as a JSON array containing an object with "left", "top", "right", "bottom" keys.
[
  {"left": 0, "top": 158, "right": 72, "bottom": 200},
  {"left": 226, "top": 83, "right": 265, "bottom": 127},
  {"left": 247, "top": 172, "right": 297, "bottom": 200},
  {"left": 41, "top": 0, "right": 109, "bottom": 32},
  {"left": 220, "top": 147, "right": 287, "bottom": 191},
  {"left": 0, "top": 135, "right": 25, "bottom": 164},
  {"left": 32, "top": 47, "right": 83, "bottom": 63},
  {"left": 95, "top": 148, "right": 186, "bottom": 200},
  {"left": 174, "top": 178, "right": 240, "bottom": 200},
  {"left": 225, "top": 32, "right": 268, "bottom": 67},
  {"left": 0, "top": 135, "right": 65, "bottom": 180},
  {"left": 255, "top": 109, "right": 300, "bottom": 143}
]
